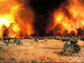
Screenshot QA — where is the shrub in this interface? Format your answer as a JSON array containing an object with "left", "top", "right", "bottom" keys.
[
  {"left": 34, "top": 38, "right": 38, "bottom": 42},
  {"left": 2, "top": 37, "right": 11, "bottom": 46},
  {"left": 10, "top": 58, "right": 16, "bottom": 61},
  {"left": 14, "top": 38, "right": 22, "bottom": 46},
  {"left": 61, "top": 38, "right": 70, "bottom": 42},
  {"left": 0, "top": 45, "right": 3, "bottom": 49},
  {"left": 80, "top": 37, "right": 84, "bottom": 41}
]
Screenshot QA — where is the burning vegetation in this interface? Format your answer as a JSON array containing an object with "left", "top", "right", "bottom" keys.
[
  {"left": 47, "top": 0, "right": 84, "bottom": 37},
  {"left": 0, "top": 0, "right": 84, "bottom": 38},
  {"left": 0, "top": 0, "right": 34, "bottom": 38}
]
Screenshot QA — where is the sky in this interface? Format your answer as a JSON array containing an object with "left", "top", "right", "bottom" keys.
[{"left": 25, "top": 0, "right": 67, "bottom": 36}]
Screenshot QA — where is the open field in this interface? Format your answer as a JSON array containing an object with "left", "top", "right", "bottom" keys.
[{"left": 0, "top": 39, "right": 84, "bottom": 63}]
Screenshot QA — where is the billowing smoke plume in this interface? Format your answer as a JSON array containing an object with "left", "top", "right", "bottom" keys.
[{"left": 29, "top": 0, "right": 66, "bottom": 36}]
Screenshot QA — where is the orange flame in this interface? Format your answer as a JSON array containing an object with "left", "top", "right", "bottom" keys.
[
  {"left": 47, "top": 0, "right": 84, "bottom": 36},
  {"left": 0, "top": 0, "right": 34, "bottom": 38}
]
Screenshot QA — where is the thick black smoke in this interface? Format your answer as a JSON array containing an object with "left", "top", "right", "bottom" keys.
[{"left": 24, "top": 0, "right": 66, "bottom": 36}]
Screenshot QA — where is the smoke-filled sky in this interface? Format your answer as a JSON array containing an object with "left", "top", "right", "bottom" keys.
[
  {"left": 29, "top": 0, "right": 66, "bottom": 14},
  {"left": 27, "top": 0, "right": 66, "bottom": 36}
]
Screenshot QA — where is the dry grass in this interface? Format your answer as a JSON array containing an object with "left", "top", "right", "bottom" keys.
[{"left": 0, "top": 39, "right": 84, "bottom": 62}]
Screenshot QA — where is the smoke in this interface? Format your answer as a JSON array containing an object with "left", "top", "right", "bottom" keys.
[{"left": 28, "top": 0, "right": 66, "bottom": 36}]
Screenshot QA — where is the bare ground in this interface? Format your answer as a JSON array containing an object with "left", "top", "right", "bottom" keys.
[{"left": 0, "top": 39, "right": 84, "bottom": 63}]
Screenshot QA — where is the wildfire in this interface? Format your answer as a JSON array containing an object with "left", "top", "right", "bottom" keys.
[
  {"left": 47, "top": 0, "right": 84, "bottom": 37},
  {"left": 0, "top": 0, "right": 34, "bottom": 38}
]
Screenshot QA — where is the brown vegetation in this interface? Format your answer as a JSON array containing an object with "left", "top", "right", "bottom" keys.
[{"left": 0, "top": 39, "right": 84, "bottom": 62}]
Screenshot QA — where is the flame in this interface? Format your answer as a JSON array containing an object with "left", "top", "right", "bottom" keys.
[
  {"left": 0, "top": 0, "right": 7, "bottom": 2},
  {"left": 0, "top": 18, "right": 9, "bottom": 27},
  {"left": 0, "top": 0, "right": 34, "bottom": 38},
  {"left": 47, "top": 0, "right": 84, "bottom": 37}
]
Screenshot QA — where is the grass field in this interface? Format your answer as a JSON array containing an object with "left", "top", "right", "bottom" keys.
[{"left": 0, "top": 39, "right": 84, "bottom": 63}]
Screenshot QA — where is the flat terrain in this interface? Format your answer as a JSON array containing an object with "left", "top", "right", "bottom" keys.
[{"left": 0, "top": 39, "right": 84, "bottom": 63}]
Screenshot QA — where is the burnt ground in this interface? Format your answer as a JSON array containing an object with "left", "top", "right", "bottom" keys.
[{"left": 0, "top": 39, "right": 84, "bottom": 63}]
